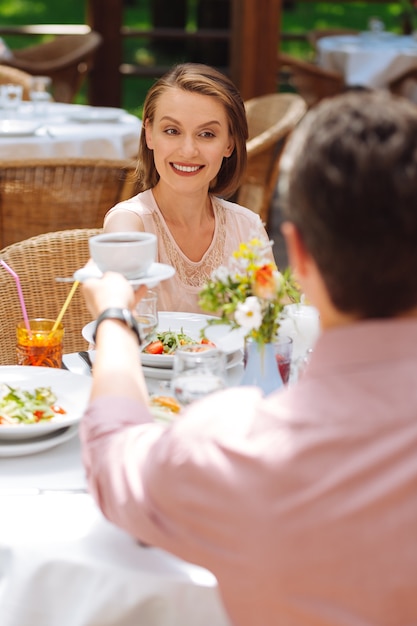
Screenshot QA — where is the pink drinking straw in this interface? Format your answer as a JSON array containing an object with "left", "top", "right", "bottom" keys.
[{"left": 0, "top": 259, "right": 31, "bottom": 332}]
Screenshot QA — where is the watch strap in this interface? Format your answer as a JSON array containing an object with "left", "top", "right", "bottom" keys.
[{"left": 93, "top": 307, "right": 142, "bottom": 345}]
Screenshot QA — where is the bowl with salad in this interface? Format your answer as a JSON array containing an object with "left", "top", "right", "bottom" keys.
[{"left": 0, "top": 366, "right": 92, "bottom": 440}]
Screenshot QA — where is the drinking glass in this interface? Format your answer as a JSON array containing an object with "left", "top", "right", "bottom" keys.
[
  {"left": 16, "top": 318, "right": 64, "bottom": 368},
  {"left": 368, "top": 16, "right": 385, "bottom": 34},
  {"left": 278, "top": 304, "right": 320, "bottom": 362},
  {"left": 29, "top": 76, "right": 52, "bottom": 116},
  {"left": 0, "top": 84, "right": 23, "bottom": 117},
  {"left": 171, "top": 346, "right": 227, "bottom": 406},
  {"left": 134, "top": 290, "right": 158, "bottom": 344},
  {"left": 273, "top": 335, "right": 293, "bottom": 385},
  {"left": 278, "top": 304, "right": 320, "bottom": 381}
]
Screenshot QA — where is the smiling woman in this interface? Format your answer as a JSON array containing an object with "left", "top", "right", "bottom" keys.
[{"left": 103, "top": 62, "right": 276, "bottom": 314}]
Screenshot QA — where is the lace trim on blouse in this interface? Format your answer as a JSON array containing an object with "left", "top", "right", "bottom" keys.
[{"left": 151, "top": 199, "right": 227, "bottom": 288}]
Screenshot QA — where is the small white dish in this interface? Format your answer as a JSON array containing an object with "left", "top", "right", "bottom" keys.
[
  {"left": 0, "top": 424, "right": 78, "bottom": 457},
  {"left": 66, "top": 106, "right": 124, "bottom": 123},
  {"left": 0, "top": 367, "right": 91, "bottom": 440},
  {"left": 73, "top": 262, "right": 175, "bottom": 287},
  {"left": 203, "top": 324, "right": 246, "bottom": 354},
  {"left": 0, "top": 120, "right": 41, "bottom": 137}
]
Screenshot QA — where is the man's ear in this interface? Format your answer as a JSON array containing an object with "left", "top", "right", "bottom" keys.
[{"left": 281, "top": 221, "right": 309, "bottom": 278}]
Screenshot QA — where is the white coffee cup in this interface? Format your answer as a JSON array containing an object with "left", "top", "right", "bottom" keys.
[{"left": 89, "top": 232, "right": 157, "bottom": 279}]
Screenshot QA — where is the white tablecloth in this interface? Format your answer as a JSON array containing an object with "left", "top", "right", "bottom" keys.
[
  {"left": 0, "top": 102, "right": 141, "bottom": 160},
  {"left": 317, "top": 33, "right": 417, "bottom": 88},
  {"left": 0, "top": 360, "right": 232, "bottom": 626},
  {"left": 0, "top": 493, "right": 231, "bottom": 626}
]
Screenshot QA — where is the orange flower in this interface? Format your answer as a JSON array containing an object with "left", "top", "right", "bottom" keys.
[{"left": 253, "top": 264, "right": 280, "bottom": 300}]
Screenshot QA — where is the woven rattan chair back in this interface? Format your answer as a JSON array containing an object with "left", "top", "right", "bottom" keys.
[
  {"left": 0, "top": 64, "right": 33, "bottom": 100},
  {"left": 0, "top": 158, "right": 136, "bottom": 249},
  {"left": 278, "top": 52, "right": 345, "bottom": 108},
  {"left": 236, "top": 93, "right": 307, "bottom": 225},
  {"left": 0, "top": 228, "right": 101, "bottom": 364},
  {"left": 3, "top": 32, "right": 102, "bottom": 103},
  {"left": 389, "top": 67, "right": 417, "bottom": 102}
]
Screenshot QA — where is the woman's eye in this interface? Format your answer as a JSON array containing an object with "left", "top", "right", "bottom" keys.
[
  {"left": 164, "top": 128, "right": 179, "bottom": 135},
  {"left": 200, "top": 131, "right": 215, "bottom": 138}
]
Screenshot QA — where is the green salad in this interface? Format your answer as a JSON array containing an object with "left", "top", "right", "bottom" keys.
[
  {"left": 0, "top": 384, "right": 66, "bottom": 425},
  {"left": 143, "top": 329, "right": 198, "bottom": 355}
]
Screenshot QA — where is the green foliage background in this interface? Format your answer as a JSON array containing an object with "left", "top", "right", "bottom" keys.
[{"left": 0, "top": 1, "right": 406, "bottom": 113}]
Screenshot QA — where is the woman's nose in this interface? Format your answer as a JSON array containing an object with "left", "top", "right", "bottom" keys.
[{"left": 178, "top": 134, "right": 198, "bottom": 157}]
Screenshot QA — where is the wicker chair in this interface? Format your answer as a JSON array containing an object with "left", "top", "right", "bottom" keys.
[
  {"left": 278, "top": 52, "right": 345, "bottom": 108},
  {"left": 389, "top": 67, "right": 417, "bottom": 103},
  {"left": 2, "top": 32, "right": 102, "bottom": 103},
  {"left": 0, "top": 228, "right": 101, "bottom": 364},
  {"left": 0, "top": 158, "right": 137, "bottom": 248},
  {"left": 236, "top": 93, "right": 307, "bottom": 225},
  {"left": 0, "top": 64, "right": 33, "bottom": 100}
]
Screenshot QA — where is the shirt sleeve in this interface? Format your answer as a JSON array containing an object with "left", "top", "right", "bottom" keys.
[{"left": 79, "top": 387, "right": 265, "bottom": 568}]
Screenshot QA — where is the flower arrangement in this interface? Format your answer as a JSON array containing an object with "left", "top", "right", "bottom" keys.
[{"left": 198, "top": 238, "right": 301, "bottom": 346}]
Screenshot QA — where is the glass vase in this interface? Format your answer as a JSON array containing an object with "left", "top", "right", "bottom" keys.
[{"left": 240, "top": 340, "right": 284, "bottom": 395}]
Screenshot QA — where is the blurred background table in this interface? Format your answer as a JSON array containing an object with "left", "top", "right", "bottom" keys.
[
  {"left": 0, "top": 102, "right": 141, "bottom": 160},
  {"left": 317, "top": 33, "right": 417, "bottom": 89}
]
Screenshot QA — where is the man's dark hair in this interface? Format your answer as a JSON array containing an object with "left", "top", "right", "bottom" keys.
[{"left": 280, "top": 90, "right": 417, "bottom": 318}]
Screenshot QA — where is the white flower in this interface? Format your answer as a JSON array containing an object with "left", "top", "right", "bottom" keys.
[
  {"left": 210, "top": 265, "right": 230, "bottom": 283},
  {"left": 235, "top": 296, "right": 262, "bottom": 330},
  {"left": 273, "top": 270, "right": 283, "bottom": 290}
]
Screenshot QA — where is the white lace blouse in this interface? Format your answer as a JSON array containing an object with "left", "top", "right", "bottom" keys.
[{"left": 104, "top": 189, "right": 271, "bottom": 313}]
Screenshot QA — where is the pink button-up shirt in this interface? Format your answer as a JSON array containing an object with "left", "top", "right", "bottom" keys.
[{"left": 80, "top": 318, "right": 417, "bottom": 625}]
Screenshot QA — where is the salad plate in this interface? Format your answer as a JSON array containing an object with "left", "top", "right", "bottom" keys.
[
  {"left": 0, "top": 367, "right": 91, "bottom": 440},
  {"left": 82, "top": 312, "right": 240, "bottom": 369},
  {"left": 73, "top": 262, "right": 175, "bottom": 287},
  {"left": 0, "top": 424, "right": 79, "bottom": 458}
]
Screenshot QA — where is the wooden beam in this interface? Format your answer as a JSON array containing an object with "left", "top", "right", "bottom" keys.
[
  {"left": 230, "top": 0, "right": 281, "bottom": 100},
  {"left": 86, "top": 0, "right": 123, "bottom": 107}
]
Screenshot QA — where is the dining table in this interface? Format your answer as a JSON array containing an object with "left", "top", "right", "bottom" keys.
[
  {"left": 0, "top": 301, "right": 320, "bottom": 625},
  {"left": 317, "top": 32, "right": 417, "bottom": 88},
  {"left": 0, "top": 101, "right": 141, "bottom": 161},
  {"left": 0, "top": 346, "right": 239, "bottom": 626}
]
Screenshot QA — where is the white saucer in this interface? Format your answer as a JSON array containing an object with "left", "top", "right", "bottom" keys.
[
  {"left": 0, "top": 424, "right": 78, "bottom": 458},
  {"left": 74, "top": 262, "right": 175, "bottom": 287},
  {"left": 0, "top": 120, "right": 41, "bottom": 137}
]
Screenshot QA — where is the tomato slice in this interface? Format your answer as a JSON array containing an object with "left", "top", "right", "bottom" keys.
[
  {"left": 200, "top": 338, "right": 216, "bottom": 347},
  {"left": 34, "top": 410, "right": 45, "bottom": 422},
  {"left": 51, "top": 405, "right": 66, "bottom": 415},
  {"left": 144, "top": 340, "right": 164, "bottom": 355}
]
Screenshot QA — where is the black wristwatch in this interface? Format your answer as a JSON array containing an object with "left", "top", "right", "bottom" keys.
[{"left": 93, "top": 307, "right": 142, "bottom": 345}]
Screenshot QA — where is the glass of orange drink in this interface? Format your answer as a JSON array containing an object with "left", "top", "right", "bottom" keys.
[{"left": 16, "top": 318, "right": 64, "bottom": 368}]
